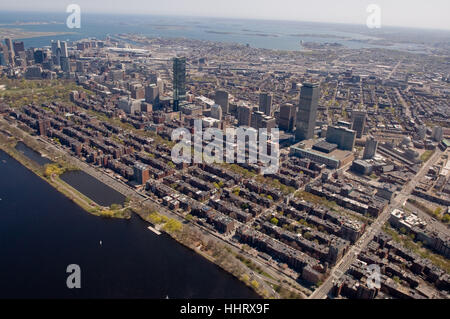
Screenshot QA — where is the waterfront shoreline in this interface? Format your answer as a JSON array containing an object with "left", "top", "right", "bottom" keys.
[
  {"left": 0, "top": 148, "right": 259, "bottom": 299},
  {"left": 0, "top": 133, "right": 131, "bottom": 220},
  {"left": 0, "top": 126, "right": 273, "bottom": 299}
]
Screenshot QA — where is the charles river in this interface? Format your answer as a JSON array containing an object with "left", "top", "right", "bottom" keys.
[{"left": 0, "top": 147, "right": 258, "bottom": 298}]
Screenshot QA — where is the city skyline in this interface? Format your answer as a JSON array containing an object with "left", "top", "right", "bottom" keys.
[{"left": 0, "top": 2, "right": 448, "bottom": 304}]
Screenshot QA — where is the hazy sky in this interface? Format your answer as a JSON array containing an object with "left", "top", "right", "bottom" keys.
[{"left": 2, "top": 0, "right": 450, "bottom": 30}]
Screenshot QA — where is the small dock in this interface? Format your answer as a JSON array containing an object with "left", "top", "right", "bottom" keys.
[{"left": 148, "top": 225, "right": 162, "bottom": 235}]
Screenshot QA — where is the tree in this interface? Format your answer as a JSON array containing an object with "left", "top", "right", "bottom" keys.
[
  {"left": 434, "top": 207, "right": 442, "bottom": 216},
  {"left": 270, "top": 218, "right": 279, "bottom": 226},
  {"left": 100, "top": 210, "right": 115, "bottom": 218},
  {"left": 304, "top": 232, "right": 313, "bottom": 240},
  {"left": 110, "top": 203, "right": 122, "bottom": 210},
  {"left": 205, "top": 240, "right": 216, "bottom": 251},
  {"left": 163, "top": 219, "right": 182, "bottom": 233},
  {"left": 442, "top": 214, "right": 450, "bottom": 223}
]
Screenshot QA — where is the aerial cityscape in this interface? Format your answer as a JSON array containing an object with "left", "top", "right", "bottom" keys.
[{"left": 0, "top": 0, "right": 449, "bottom": 305}]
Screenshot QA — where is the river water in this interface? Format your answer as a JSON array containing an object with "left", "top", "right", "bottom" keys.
[
  {"left": 0, "top": 149, "right": 258, "bottom": 299},
  {"left": 60, "top": 170, "right": 126, "bottom": 207}
]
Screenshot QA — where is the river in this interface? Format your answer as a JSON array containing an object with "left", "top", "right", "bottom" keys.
[{"left": 0, "top": 149, "right": 258, "bottom": 299}]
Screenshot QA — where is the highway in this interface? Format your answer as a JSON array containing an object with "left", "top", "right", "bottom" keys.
[
  {"left": 387, "top": 60, "right": 403, "bottom": 80},
  {"left": 309, "top": 149, "right": 443, "bottom": 299}
]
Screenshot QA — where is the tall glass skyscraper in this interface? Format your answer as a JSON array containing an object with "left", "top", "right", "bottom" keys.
[
  {"left": 352, "top": 110, "right": 367, "bottom": 139},
  {"left": 173, "top": 57, "right": 186, "bottom": 111},
  {"left": 295, "top": 83, "right": 320, "bottom": 141},
  {"left": 259, "top": 92, "right": 273, "bottom": 116}
]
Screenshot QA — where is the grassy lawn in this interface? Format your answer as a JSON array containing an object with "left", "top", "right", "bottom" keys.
[
  {"left": 0, "top": 77, "right": 88, "bottom": 108},
  {"left": 420, "top": 150, "right": 435, "bottom": 163}
]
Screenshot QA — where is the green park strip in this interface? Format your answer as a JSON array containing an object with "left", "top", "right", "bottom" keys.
[{"left": 0, "top": 134, "right": 128, "bottom": 220}]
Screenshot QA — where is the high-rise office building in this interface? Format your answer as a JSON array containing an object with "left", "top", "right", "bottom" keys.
[
  {"left": 157, "top": 78, "right": 164, "bottom": 96},
  {"left": 363, "top": 136, "right": 378, "bottom": 159},
  {"left": 33, "top": 50, "right": 45, "bottom": 64},
  {"left": 261, "top": 116, "right": 276, "bottom": 134},
  {"left": 13, "top": 41, "right": 25, "bottom": 55},
  {"left": 51, "top": 40, "right": 60, "bottom": 56},
  {"left": 326, "top": 126, "right": 356, "bottom": 151},
  {"left": 145, "top": 84, "right": 159, "bottom": 105},
  {"left": 279, "top": 103, "right": 295, "bottom": 132},
  {"left": 0, "top": 51, "right": 6, "bottom": 66},
  {"left": 130, "top": 84, "right": 145, "bottom": 100},
  {"left": 60, "top": 57, "right": 70, "bottom": 72},
  {"left": 215, "top": 90, "right": 229, "bottom": 114},
  {"left": 250, "top": 110, "right": 276, "bottom": 133},
  {"left": 251, "top": 111, "right": 265, "bottom": 130},
  {"left": 432, "top": 126, "right": 443, "bottom": 142},
  {"left": 4, "top": 38, "right": 14, "bottom": 64},
  {"left": 295, "top": 83, "right": 319, "bottom": 141},
  {"left": 352, "top": 110, "right": 367, "bottom": 138},
  {"left": 259, "top": 92, "right": 273, "bottom": 116},
  {"left": 4, "top": 38, "right": 13, "bottom": 52},
  {"left": 173, "top": 57, "right": 186, "bottom": 111},
  {"left": 25, "top": 48, "right": 34, "bottom": 62},
  {"left": 237, "top": 104, "right": 252, "bottom": 127},
  {"left": 211, "top": 104, "right": 223, "bottom": 121},
  {"left": 417, "top": 125, "right": 427, "bottom": 140},
  {"left": 60, "top": 41, "right": 68, "bottom": 58},
  {"left": 51, "top": 40, "right": 61, "bottom": 67}
]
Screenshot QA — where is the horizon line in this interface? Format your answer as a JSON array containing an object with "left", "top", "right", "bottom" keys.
[{"left": 1, "top": 9, "right": 450, "bottom": 32}]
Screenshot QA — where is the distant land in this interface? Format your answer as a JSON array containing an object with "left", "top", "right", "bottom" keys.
[
  {"left": 1, "top": 11, "right": 448, "bottom": 52},
  {"left": 0, "top": 27, "right": 72, "bottom": 39}
]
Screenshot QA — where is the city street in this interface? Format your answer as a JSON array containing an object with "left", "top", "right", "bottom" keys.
[{"left": 309, "top": 149, "right": 443, "bottom": 299}]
